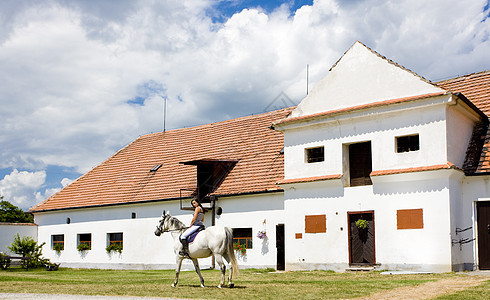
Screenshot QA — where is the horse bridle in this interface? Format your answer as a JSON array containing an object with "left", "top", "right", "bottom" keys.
[{"left": 156, "top": 213, "right": 187, "bottom": 233}]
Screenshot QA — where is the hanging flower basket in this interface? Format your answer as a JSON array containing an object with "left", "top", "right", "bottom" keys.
[
  {"left": 355, "top": 219, "right": 369, "bottom": 230},
  {"left": 257, "top": 230, "right": 267, "bottom": 239}
]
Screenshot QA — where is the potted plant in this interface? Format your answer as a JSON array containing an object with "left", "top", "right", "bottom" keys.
[
  {"left": 256, "top": 230, "right": 267, "bottom": 239},
  {"left": 53, "top": 243, "right": 64, "bottom": 254},
  {"left": 355, "top": 219, "right": 369, "bottom": 230},
  {"left": 233, "top": 242, "right": 246, "bottom": 255},
  {"left": 77, "top": 243, "right": 90, "bottom": 252},
  {"left": 106, "top": 243, "right": 123, "bottom": 254}
]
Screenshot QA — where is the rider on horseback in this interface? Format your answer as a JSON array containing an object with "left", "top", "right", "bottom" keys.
[{"left": 179, "top": 198, "right": 205, "bottom": 258}]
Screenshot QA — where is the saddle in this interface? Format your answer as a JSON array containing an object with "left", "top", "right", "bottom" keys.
[{"left": 186, "top": 225, "right": 205, "bottom": 243}]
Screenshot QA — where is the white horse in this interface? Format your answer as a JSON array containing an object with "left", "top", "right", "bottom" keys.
[{"left": 154, "top": 211, "right": 239, "bottom": 288}]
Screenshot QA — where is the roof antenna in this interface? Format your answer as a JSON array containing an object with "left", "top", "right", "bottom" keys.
[
  {"left": 306, "top": 64, "right": 309, "bottom": 96},
  {"left": 163, "top": 97, "right": 167, "bottom": 133}
]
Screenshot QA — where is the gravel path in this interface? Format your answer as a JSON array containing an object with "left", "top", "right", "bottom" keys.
[{"left": 355, "top": 274, "right": 489, "bottom": 300}]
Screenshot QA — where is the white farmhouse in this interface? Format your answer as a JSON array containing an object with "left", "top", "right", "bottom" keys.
[{"left": 31, "top": 41, "right": 490, "bottom": 272}]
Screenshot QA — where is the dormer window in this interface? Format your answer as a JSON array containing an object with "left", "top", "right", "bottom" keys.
[
  {"left": 396, "top": 134, "right": 420, "bottom": 153},
  {"left": 305, "top": 146, "right": 325, "bottom": 163}
]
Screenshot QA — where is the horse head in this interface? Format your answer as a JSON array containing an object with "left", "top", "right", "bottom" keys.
[{"left": 154, "top": 211, "right": 170, "bottom": 236}]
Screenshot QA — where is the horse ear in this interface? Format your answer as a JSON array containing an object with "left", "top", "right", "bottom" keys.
[{"left": 162, "top": 210, "right": 166, "bottom": 216}]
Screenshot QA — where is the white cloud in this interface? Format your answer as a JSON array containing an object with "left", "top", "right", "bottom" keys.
[
  {"left": 0, "top": 0, "right": 489, "bottom": 208},
  {"left": 0, "top": 169, "right": 46, "bottom": 209}
]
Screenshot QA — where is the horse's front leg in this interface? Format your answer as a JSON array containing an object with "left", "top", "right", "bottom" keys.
[
  {"left": 191, "top": 258, "right": 205, "bottom": 288},
  {"left": 172, "top": 256, "right": 184, "bottom": 287}
]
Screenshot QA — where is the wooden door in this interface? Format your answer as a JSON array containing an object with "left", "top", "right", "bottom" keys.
[
  {"left": 349, "top": 142, "right": 373, "bottom": 186},
  {"left": 276, "top": 224, "right": 285, "bottom": 270},
  {"left": 348, "top": 212, "right": 375, "bottom": 265},
  {"left": 477, "top": 201, "right": 490, "bottom": 270}
]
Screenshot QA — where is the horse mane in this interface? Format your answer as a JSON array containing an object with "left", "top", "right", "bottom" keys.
[{"left": 168, "top": 215, "right": 186, "bottom": 230}]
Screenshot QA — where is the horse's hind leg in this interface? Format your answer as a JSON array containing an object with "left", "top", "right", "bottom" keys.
[
  {"left": 214, "top": 254, "right": 226, "bottom": 288},
  {"left": 223, "top": 253, "right": 234, "bottom": 288},
  {"left": 191, "top": 258, "right": 205, "bottom": 288},
  {"left": 172, "top": 257, "right": 183, "bottom": 287}
]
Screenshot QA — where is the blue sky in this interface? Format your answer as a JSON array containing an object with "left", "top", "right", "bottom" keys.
[{"left": 0, "top": 0, "right": 489, "bottom": 210}]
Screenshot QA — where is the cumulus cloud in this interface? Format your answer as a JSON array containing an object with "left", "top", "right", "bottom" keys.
[
  {"left": 0, "top": 169, "right": 46, "bottom": 209},
  {"left": 0, "top": 0, "right": 489, "bottom": 209}
]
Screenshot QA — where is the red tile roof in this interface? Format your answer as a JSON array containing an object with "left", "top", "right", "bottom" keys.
[
  {"left": 436, "top": 70, "right": 490, "bottom": 116},
  {"left": 31, "top": 108, "right": 294, "bottom": 212},
  {"left": 436, "top": 71, "right": 490, "bottom": 174},
  {"left": 30, "top": 71, "right": 490, "bottom": 212}
]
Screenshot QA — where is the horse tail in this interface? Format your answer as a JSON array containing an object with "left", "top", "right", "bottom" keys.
[{"left": 225, "top": 226, "right": 239, "bottom": 277}]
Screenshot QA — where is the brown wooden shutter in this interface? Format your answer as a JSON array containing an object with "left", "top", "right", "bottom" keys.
[
  {"left": 397, "top": 209, "right": 424, "bottom": 229},
  {"left": 305, "top": 215, "right": 326, "bottom": 233}
]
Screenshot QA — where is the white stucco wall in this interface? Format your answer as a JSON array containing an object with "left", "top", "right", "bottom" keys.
[
  {"left": 0, "top": 223, "right": 38, "bottom": 255},
  {"left": 290, "top": 41, "right": 445, "bottom": 119},
  {"left": 283, "top": 102, "right": 449, "bottom": 182},
  {"left": 283, "top": 171, "right": 455, "bottom": 272},
  {"left": 34, "top": 192, "right": 284, "bottom": 270}
]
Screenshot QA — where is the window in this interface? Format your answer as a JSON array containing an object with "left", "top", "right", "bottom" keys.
[
  {"left": 306, "top": 146, "right": 325, "bottom": 163},
  {"left": 233, "top": 228, "right": 252, "bottom": 249},
  {"left": 396, "top": 134, "right": 420, "bottom": 153},
  {"left": 107, "top": 232, "right": 123, "bottom": 247},
  {"left": 397, "top": 209, "right": 424, "bottom": 229},
  {"left": 51, "top": 234, "right": 64, "bottom": 250},
  {"left": 305, "top": 215, "right": 326, "bottom": 233},
  {"left": 348, "top": 141, "right": 372, "bottom": 186},
  {"left": 77, "top": 233, "right": 92, "bottom": 250}
]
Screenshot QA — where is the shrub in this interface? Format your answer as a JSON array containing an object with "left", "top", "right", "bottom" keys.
[{"left": 0, "top": 252, "right": 11, "bottom": 270}]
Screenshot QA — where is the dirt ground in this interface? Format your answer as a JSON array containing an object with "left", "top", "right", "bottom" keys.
[{"left": 355, "top": 275, "right": 489, "bottom": 300}]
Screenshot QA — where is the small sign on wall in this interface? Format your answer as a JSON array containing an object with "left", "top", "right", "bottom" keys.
[
  {"left": 305, "top": 215, "right": 327, "bottom": 233},
  {"left": 397, "top": 208, "right": 424, "bottom": 229}
]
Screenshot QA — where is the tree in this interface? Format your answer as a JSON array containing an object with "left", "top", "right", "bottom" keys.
[
  {"left": 0, "top": 196, "right": 34, "bottom": 223},
  {"left": 8, "top": 234, "right": 47, "bottom": 268}
]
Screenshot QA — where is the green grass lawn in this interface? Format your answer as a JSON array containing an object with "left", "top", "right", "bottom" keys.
[{"left": 0, "top": 267, "right": 486, "bottom": 299}]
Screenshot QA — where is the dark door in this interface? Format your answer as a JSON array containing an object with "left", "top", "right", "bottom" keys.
[
  {"left": 477, "top": 201, "right": 490, "bottom": 270},
  {"left": 348, "top": 212, "right": 375, "bottom": 265},
  {"left": 276, "top": 224, "right": 285, "bottom": 270},
  {"left": 349, "top": 142, "right": 373, "bottom": 186}
]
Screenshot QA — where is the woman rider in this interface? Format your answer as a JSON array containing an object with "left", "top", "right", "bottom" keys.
[{"left": 179, "top": 198, "right": 205, "bottom": 257}]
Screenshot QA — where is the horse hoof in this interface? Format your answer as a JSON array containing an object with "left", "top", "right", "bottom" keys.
[
  {"left": 228, "top": 283, "right": 235, "bottom": 288},
  {"left": 217, "top": 285, "right": 222, "bottom": 289},
  {"left": 171, "top": 284, "right": 176, "bottom": 288},
  {"left": 201, "top": 284, "right": 205, "bottom": 288}
]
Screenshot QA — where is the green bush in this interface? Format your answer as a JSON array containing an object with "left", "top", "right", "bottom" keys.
[{"left": 0, "top": 252, "right": 11, "bottom": 270}]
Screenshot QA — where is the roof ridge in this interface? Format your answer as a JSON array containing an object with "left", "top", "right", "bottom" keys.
[
  {"left": 330, "top": 41, "right": 436, "bottom": 87},
  {"left": 140, "top": 107, "right": 295, "bottom": 139},
  {"left": 436, "top": 70, "right": 490, "bottom": 84}
]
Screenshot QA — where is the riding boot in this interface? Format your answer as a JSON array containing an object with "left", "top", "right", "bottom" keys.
[{"left": 179, "top": 238, "right": 190, "bottom": 258}]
